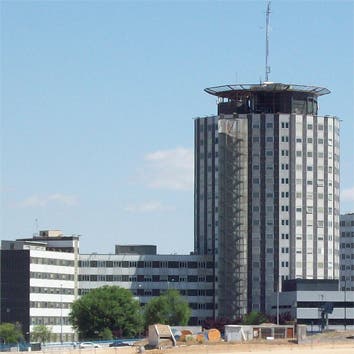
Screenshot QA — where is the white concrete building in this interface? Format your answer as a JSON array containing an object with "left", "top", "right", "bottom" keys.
[
  {"left": 79, "top": 246, "right": 215, "bottom": 325},
  {"left": 194, "top": 83, "right": 340, "bottom": 318},
  {"left": 1, "top": 232, "right": 79, "bottom": 342}
]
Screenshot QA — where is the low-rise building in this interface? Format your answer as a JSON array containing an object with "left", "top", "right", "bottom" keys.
[
  {"left": 269, "top": 279, "right": 354, "bottom": 331},
  {"left": 79, "top": 245, "right": 215, "bottom": 324},
  {"left": 1, "top": 231, "right": 215, "bottom": 343},
  {"left": 340, "top": 213, "right": 354, "bottom": 291},
  {"left": 0, "top": 232, "right": 79, "bottom": 342}
]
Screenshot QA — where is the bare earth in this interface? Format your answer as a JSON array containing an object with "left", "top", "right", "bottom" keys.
[
  {"left": 143, "top": 331, "right": 354, "bottom": 354},
  {"left": 145, "top": 341, "right": 354, "bottom": 354},
  {"left": 34, "top": 332, "right": 354, "bottom": 354}
]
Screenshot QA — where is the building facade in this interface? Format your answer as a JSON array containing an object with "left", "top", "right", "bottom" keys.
[
  {"left": 1, "top": 233, "right": 215, "bottom": 342},
  {"left": 79, "top": 247, "right": 214, "bottom": 324},
  {"left": 0, "top": 232, "right": 79, "bottom": 342},
  {"left": 340, "top": 213, "right": 354, "bottom": 291},
  {"left": 269, "top": 279, "right": 354, "bottom": 331},
  {"left": 194, "top": 83, "right": 340, "bottom": 319}
]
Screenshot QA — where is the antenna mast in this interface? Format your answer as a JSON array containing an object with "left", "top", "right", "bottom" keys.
[{"left": 265, "top": 1, "right": 271, "bottom": 82}]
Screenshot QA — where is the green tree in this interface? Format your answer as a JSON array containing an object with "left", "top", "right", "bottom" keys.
[
  {"left": 69, "top": 286, "right": 143, "bottom": 339},
  {"left": 30, "top": 325, "right": 52, "bottom": 344},
  {"left": 98, "top": 328, "right": 113, "bottom": 340},
  {"left": 0, "top": 322, "right": 23, "bottom": 344},
  {"left": 242, "top": 311, "right": 268, "bottom": 325},
  {"left": 144, "top": 289, "right": 191, "bottom": 326}
]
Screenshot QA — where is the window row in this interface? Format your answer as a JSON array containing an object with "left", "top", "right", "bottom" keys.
[
  {"left": 341, "top": 254, "right": 354, "bottom": 259},
  {"left": 341, "top": 243, "right": 354, "bottom": 248},
  {"left": 79, "top": 260, "right": 214, "bottom": 269},
  {"left": 199, "top": 138, "right": 218, "bottom": 145},
  {"left": 30, "top": 301, "right": 71, "bottom": 309},
  {"left": 30, "top": 272, "right": 74, "bottom": 281},
  {"left": 340, "top": 220, "right": 354, "bottom": 227},
  {"left": 341, "top": 232, "right": 354, "bottom": 238},
  {"left": 78, "top": 274, "right": 215, "bottom": 282},
  {"left": 199, "top": 123, "right": 218, "bottom": 133},
  {"left": 30, "top": 316, "right": 70, "bottom": 326},
  {"left": 30, "top": 257, "right": 74, "bottom": 267},
  {"left": 30, "top": 287, "right": 74, "bottom": 295}
]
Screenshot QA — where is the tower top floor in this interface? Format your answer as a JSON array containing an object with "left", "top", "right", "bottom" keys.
[{"left": 205, "top": 82, "right": 330, "bottom": 115}]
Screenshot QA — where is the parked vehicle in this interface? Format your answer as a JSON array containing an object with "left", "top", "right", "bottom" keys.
[
  {"left": 109, "top": 341, "right": 130, "bottom": 347},
  {"left": 79, "top": 342, "right": 101, "bottom": 348}
]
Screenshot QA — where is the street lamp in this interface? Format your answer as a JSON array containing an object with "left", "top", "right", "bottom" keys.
[
  {"left": 276, "top": 274, "right": 281, "bottom": 325},
  {"left": 344, "top": 279, "right": 347, "bottom": 331},
  {"left": 60, "top": 284, "right": 63, "bottom": 344}
]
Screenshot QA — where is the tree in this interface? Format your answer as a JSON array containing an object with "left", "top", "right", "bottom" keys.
[
  {"left": 0, "top": 323, "right": 23, "bottom": 344},
  {"left": 144, "top": 289, "right": 191, "bottom": 326},
  {"left": 98, "top": 328, "right": 113, "bottom": 340},
  {"left": 242, "top": 311, "right": 268, "bottom": 325},
  {"left": 69, "top": 286, "right": 143, "bottom": 339},
  {"left": 31, "top": 325, "right": 52, "bottom": 344}
]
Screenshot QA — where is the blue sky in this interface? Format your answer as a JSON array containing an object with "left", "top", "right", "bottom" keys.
[{"left": 1, "top": 0, "right": 353, "bottom": 254}]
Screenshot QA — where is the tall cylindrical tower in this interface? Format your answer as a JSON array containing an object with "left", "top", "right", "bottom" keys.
[{"left": 194, "top": 82, "right": 340, "bottom": 317}]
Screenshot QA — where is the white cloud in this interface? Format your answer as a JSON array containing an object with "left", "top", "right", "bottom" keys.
[
  {"left": 341, "top": 187, "right": 354, "bottom": 202},
  {"left": 124, "top": 201, "right": 175, "bottom": 213},
  {"left": 143, "top": 147, "right": 193, "bottom": 190},
  {"left": 17, "top": 193, "right": 78, "bottom": 208}
]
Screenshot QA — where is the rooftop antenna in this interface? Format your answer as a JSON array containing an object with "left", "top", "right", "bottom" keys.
[
  {"left": 34, "top": 218, "right": 39, "bottom": 236},
  {"left": 265, "top": 1, "right": 271, "bottom": 82}
]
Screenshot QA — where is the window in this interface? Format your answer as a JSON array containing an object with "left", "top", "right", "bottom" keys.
[
  {"left": 307, "top": 138, "right": 313, "bottom": 143},
  {"left": 266, "top": 123, "right": 273, "bottom": 128},
  {"left": 281, "top": 150, "right": 289, "bottom": 156},
  {"left": 307, "top": 124, "right": 313, "bottom": 129}
]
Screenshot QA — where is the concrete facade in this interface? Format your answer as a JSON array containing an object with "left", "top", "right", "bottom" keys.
[
  {"left": 194, "top": 83, "right": 340, "bottom": 318},
  {"left": 1, "top": 232, "right": 214, "bottom": 343},
  {"left": 1, "top": 234, "right": 79, "bottom": 342},
  {"left": 78, "top": 252, "right": 214, "bottom": 324},
  {"left": 269, "top": 280, "right": 354, "bottom": 331},
  {"left": 340, "top": 213, "right": 354, "bottom": 291}
]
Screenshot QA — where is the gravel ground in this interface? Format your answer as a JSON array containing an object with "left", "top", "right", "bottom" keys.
[{"left": 143, "top": 330, "right": 354, "bottom": 354}]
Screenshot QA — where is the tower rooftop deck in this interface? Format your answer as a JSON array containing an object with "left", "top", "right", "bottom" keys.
[{"left": 205, "top": 82, "right": 330, "bottom": 99}]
